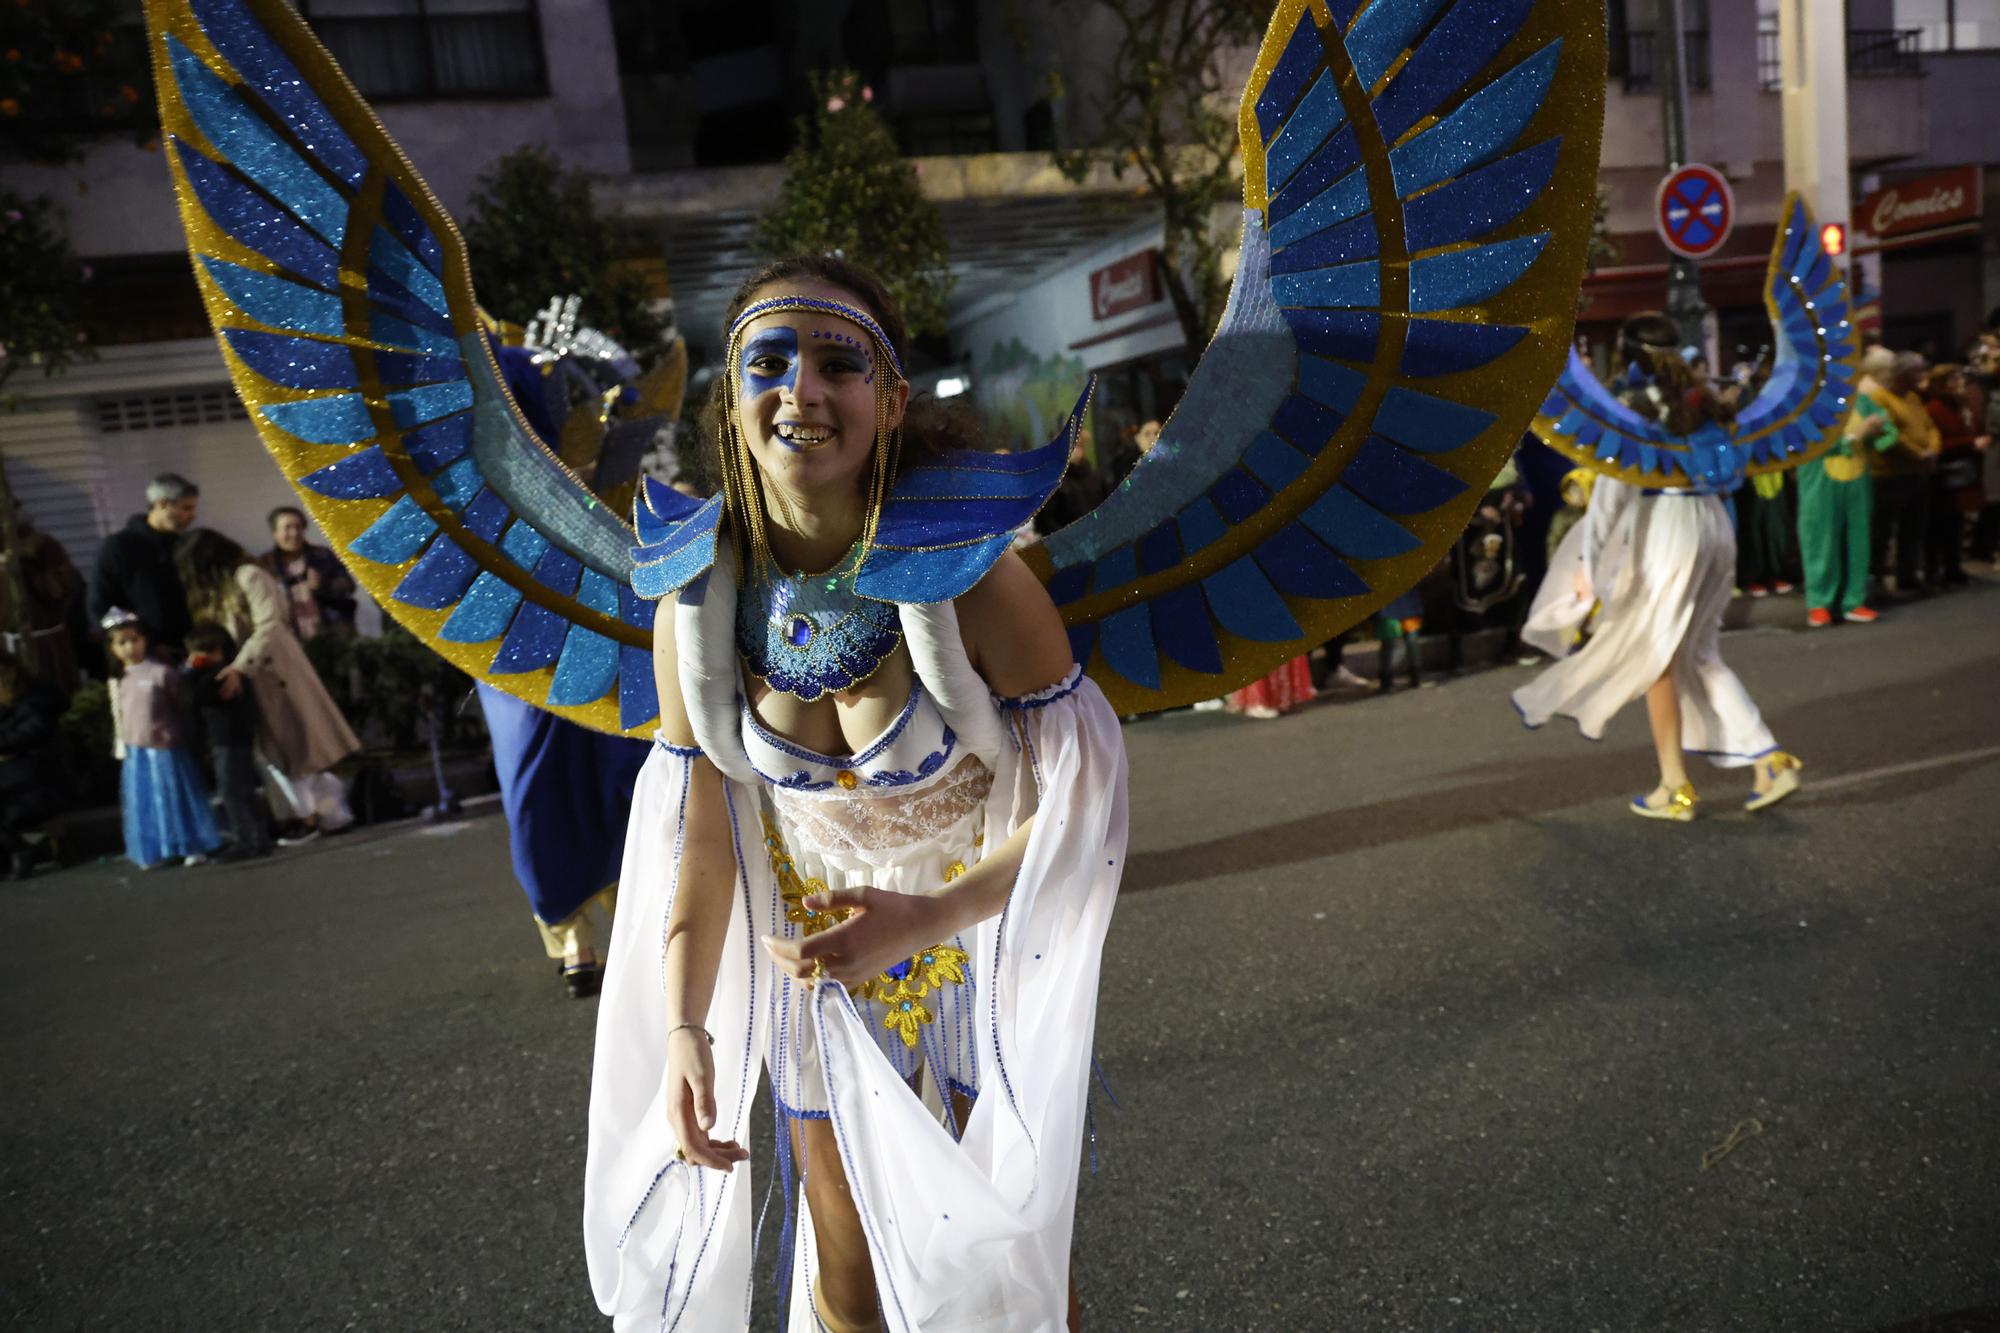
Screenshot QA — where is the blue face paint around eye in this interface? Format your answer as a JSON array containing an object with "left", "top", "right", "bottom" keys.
[{"left": 741, "top": 327, "right": 799, "bottom": 398}]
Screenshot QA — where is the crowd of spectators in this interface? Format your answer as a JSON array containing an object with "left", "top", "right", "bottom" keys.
[
  {"left": 4, "top": 324, "right": 1996, "bottom": 867},
  {"left": 0, "top": 474, "right": 368, "bottom": 878}
]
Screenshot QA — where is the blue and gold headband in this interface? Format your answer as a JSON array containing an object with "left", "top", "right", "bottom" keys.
[{"left": 725, "top": 295, "right": 906, "bottom": 381}]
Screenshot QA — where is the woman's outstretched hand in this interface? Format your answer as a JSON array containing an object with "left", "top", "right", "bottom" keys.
[
  {"left": 762, "top": 886, "right": 953, "bottom": 992},
  {"left": 664, "top": 1027, "right": 749, "bottom": 1172}
]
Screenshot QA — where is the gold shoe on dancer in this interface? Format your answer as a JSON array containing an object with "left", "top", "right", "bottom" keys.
[
  {"left": 1630, "top": 782, "right": 1699, "bottom": 822},
  {"left": 1744, "top": 751, "right": 1803, "bottom": 812}
]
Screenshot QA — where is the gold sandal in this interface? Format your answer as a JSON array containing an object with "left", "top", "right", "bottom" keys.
[
  {"left": 1630, "top": 782, "right": 1698, "bottom": 822},
  {"left": 1744, "top": 751, "right": 1803, "bottom": 812}
]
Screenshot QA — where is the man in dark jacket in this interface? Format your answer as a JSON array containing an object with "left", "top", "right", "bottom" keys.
[{"left": 87, "top": 473, "right": 199, "bottom": 650}]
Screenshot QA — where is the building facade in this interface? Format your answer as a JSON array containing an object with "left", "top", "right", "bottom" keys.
[
  {"left": 6, "top": 0, "right": 2000, "bottom": 573},
  {"left": 1588, "top": 0, "right": 2000, "bottom": 366}
]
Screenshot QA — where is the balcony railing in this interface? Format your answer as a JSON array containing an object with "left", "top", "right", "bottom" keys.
[
  {"left": 1618, "top": 29, "right": 1711, "bottom": 92},
  {"left": 1757, "top": 28, "right": 1923, "bottom": 92}
]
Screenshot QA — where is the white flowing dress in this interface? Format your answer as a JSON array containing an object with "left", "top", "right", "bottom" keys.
[
  {"left": 1513, "top": 477, "right": 1779, "bottom": 766},
  {"left": 584, "top": 555, "right": 1129, "bottom": 1332}
]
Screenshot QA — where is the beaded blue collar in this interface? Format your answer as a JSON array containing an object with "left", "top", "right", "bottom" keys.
[{"left": 735, "top": 541, "right": 902, "bottom": 700}]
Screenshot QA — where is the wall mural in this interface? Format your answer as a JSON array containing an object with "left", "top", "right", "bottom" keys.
[{"left": 975, "top": 337, "right": 1093, "bottom": 456}]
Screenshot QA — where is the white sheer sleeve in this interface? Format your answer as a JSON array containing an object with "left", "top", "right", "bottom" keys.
[
  {"left": 583, "top": 741, "right": 776, "bottom": 1330},
  {"left": 806, "top": 668, "right": 1129, "bottom": 1332}
]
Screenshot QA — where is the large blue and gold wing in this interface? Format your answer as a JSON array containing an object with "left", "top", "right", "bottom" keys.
[
  {"left": 1021, "top": 0, "right": 1607, "bottom": 715},
  {"left": 145, "top": 0, "right": 659, "bottom": 736},
  {"left": 1533, "top": 193, "right": 1859, "bottom": 491}
]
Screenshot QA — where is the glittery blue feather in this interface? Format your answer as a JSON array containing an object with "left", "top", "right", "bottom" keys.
[
  {"left": 438, "top": 572, "right": 522, "bottom": 644},
  {"left": 300, "top": 446, "right": 400, "bottom": 500},
  {"left": 167, "top": 35, "right": 347, "bottom": 248},
  {"left": 492, "top": 602, "right": 568, "bottom": 673},
  {"left": 225, "top": 329, "right": 357, "bottom": 390},
  {"left": 1096, "top": 605, "right": 1161, "bottom": 690},
  {"left": 1202, "top": 558, "right": 1302, "bottom": 642},
  {"left": 350, "top": 496, "right": 438, "bottom": 565},
  {"left": 260, "top": 394, "right": 375, "bottom": 446},
  {"left": 174, "top": 139, "right": 339, "bottom": 290},
  {"left": 1388, "top": 42, "right": 1561, "bottom": 196},
  {"left": 188, "top": 0, "right": 368, "bottom": 186},
  {"left": 393, "top": 536, "right": 478, "bottom": 609},
  {"left": 202, "top": 259, "right": 344, "bottom": 338}
]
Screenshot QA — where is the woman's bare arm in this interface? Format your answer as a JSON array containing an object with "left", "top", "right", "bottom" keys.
[{"left": 652, "top": 599, "right": 750, "bottom": 1170}]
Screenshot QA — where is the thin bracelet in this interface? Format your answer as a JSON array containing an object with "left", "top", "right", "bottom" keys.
[{"left": 667, "top": 1022, "right": 713, "bottom": 1045}]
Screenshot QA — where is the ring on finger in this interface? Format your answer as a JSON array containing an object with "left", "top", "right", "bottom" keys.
[{"left": 810, "top": 957, "right": 828, "bottom": 983}]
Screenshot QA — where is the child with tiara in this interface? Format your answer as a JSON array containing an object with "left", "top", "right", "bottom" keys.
[{"left": 103, "top": 608, "right": 220, "bottom": 869}]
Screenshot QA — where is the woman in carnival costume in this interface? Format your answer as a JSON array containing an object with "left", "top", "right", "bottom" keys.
[
  {"left": 141, "top": 0, "right": 1612, "bottom": 1321},
  {"left": 584, "top": 256, "right": 1126, "bottom": 1332},
  {"left": 1518, "top": 312, "right": 1805, "bottom": 820}
]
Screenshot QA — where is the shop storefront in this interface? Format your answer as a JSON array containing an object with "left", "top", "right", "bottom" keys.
[{"left": 1857, "top": 165, "right": 1990, "bottom": 357}]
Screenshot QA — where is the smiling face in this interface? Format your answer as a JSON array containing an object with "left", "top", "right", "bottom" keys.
[
  {"left": 733, "top": 280, "right": 906, "bottom": 504},
  {"left": 271, "top": 510, "right": 306, "bottom": 553}
]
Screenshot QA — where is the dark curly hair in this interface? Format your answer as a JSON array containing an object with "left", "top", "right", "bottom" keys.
[
  {"left": 693, "top": 254, "right": 982, "bottom": 494},
  {"left": 1615, "top": 311, "right": 1715, "bottom": 436},
  {"left": 174, "top": 528, "right": 256, "bottom": 628}
]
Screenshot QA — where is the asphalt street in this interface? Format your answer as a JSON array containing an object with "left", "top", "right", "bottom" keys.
[{"left": 3, "top": 583, "right": 1996, "bottom": 1332}]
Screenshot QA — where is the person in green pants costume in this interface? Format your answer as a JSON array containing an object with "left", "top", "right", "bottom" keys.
[{"left": 1798, "top": 344, "right": 1892, "bottom": 627}]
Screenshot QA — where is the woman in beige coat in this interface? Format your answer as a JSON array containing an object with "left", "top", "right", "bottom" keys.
[{"left": 176, "top": 529, "right": 361, "bottom": 841}]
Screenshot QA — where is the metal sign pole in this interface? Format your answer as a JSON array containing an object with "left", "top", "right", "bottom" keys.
[{"left": 1659, "top": 0, "right": 1712, "bottom": 354}]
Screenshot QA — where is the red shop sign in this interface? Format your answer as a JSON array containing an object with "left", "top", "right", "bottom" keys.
[
  {"left": 1088, "top": 250, "right": 1162, "bottom": 321},
  {"left": 1856, "top": 166, "right": 1983, "bottom": 241}
]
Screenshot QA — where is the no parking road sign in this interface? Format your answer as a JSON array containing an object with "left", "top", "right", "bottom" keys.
[{"left": 1655, "top": 163, "right": 1735, "bottom": 260}]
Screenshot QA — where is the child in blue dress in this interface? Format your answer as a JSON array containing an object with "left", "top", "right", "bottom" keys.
[{"left": 103, "top": 608, "right": 220, "bottom": 869}]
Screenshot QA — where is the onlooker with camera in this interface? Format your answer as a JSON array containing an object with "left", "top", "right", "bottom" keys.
[{"left": 258, "top": 506, "right": 358, "bottom": 642}]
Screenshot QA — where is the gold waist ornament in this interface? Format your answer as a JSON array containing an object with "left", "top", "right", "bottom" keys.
[{"left": 760, "top": 812, "right": 970, "bottom": 1048}]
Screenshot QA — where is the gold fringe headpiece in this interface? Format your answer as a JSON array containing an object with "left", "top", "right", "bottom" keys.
[{"left": 720, "top": 296, "right": 906, "bottom": 576}]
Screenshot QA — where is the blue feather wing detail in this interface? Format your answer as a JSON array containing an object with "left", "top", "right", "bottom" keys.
[
  {"left": 1024, "top": 0, "right": 1605, "bottom": 715},
  {"left": 151, "top": 0, "right": 657, "bottom": 735},
  {"left": 1533, "top": 193, "right": 1859, "bottom": 493}
]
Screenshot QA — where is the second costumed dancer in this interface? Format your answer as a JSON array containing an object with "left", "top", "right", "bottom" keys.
[{"left": 1518, "top": 197, "right": 1860, "bottom": 819}]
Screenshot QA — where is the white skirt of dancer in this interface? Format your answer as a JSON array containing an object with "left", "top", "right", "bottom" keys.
[{"left": 1513, "top": 481, "right": 1779, "bottom": 767}]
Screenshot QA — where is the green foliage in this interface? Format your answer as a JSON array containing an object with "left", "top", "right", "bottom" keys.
[
  {"left": 0, "top": 192, "right": 95, "bottom": 392},
  {"left": 756, "top": 70, "right": 953, "bottom": 340},
  {"left": 0, "top": 0, "right": 154, "bottom": 164},
  {"left": 57, "top": 679, "right": 117, "bottom": 805},
  {"left": 1045, "top": 0, "right": 1265, "bottom": 348},
  {"left": 462, "top": 146, "right": 669, "bottom": 357}
]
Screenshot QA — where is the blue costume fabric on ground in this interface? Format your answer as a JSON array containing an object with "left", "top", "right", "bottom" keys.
[{"left": 477, "top": 683, "right": 648, "bottom": 924}]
